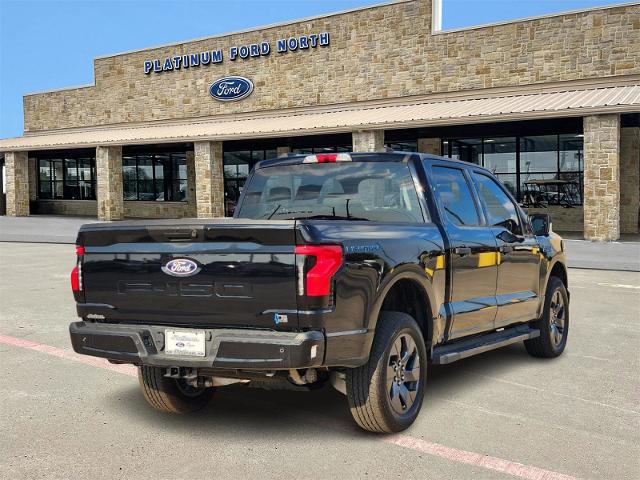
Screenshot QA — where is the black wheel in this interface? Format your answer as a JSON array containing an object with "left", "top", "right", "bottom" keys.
[
  {"left": 525, "top": 276, "right": 569, "bottom": 358},
  {"left": 138, "top": 366, "right": 215, "bottom": 414},
  {"left": 346, "top": 311, "right": 427, "bottom": 433}
]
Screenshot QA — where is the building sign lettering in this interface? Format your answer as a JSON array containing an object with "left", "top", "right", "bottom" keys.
[{"left": 144, "top": 32, "right": 330, "bottom": 74}]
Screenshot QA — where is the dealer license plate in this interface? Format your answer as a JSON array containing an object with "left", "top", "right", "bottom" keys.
[{"left": 164, "top": 329, "right": 206, "bottom": 357}]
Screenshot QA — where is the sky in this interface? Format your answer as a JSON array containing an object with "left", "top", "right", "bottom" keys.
[{"left": 0, "top": 0, "right": 624, "bottom": 138}]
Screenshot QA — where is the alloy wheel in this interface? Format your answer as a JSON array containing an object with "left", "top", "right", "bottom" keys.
[
  {"left": 387, "top": 334, "right": 421, "bottom": 414},
  {"left": 549, "top": 290, "right": 566, "bottom": 347}
]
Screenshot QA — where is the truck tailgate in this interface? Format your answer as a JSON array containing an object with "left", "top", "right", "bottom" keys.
[{"left": 77, "top": 219, "right": 298, "bottom": 329}]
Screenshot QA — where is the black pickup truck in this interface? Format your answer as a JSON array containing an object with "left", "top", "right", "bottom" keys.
[{"left": 69, "top": 152, "right": 569, "bottom": 433}]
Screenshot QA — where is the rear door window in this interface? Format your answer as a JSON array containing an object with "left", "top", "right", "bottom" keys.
[
  {"left": 237, "top": 161, "right": 424, "bottom": 223},
  {"left": 431, "top": 166, "right": 480, "bottom": 226}
]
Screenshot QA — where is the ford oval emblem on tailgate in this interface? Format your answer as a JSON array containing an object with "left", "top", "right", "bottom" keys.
[
  {"left": 162, "top": 258, "right": 200, "bottom": 277},
  {"left": 209, "top": 76, "right": 254, "bottom": 102}
]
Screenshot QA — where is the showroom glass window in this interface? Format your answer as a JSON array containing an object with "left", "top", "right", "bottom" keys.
[
  {"left": 223, "top": 149, "right": 278, "bottom": 216},
  {"left": 385, "top": 141, "right": 418, "bottom": 152},
  {"left": 292, "top": 144, "right": 351, "bottom": 155},
  {"left": 37, "top": 152, "right": 96, "bottom": 200},
  {"left": 123, "top": 152, "right": 187, "bottom": 202},
  {"left": 441, "top": 133, "right": 584, "bottom": 206}
]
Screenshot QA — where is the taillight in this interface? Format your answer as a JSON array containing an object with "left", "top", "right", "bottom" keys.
[
  {"left": 71, "top": 245, "right": 84, "bottom": 293},
  {"left": 302, "top": 153, "right": 352, "bottom": 163},
  {"left": 295, "top": 245, "right": 343, "bottom": 296},
  {"left": 71, "top": 266, "right": 80, "bottom": 292}
]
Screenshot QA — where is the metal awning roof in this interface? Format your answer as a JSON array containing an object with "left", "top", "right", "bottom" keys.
[{"left": 1, "top": 84, "right": 639, "bottom": 151}]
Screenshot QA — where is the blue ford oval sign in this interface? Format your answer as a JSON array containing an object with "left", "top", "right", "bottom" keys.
[
  {"left": 209, "top": 76, "right": 254, "bottom": 102},
  {"left": 162, "top": 258, "right": 200, "bottom": 277}
]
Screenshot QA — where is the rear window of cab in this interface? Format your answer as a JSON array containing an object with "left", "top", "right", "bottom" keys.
[{"left": 236, "top": 162, "right": 425, "bottom": 223}]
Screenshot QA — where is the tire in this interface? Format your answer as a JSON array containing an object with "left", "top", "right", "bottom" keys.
[
  {"left": 525, "top": 276, "right": 569, "bottom": 358},
  {"left": 346, "top": 311, "right": 427, "bottom": 433},
  {"left": 138, "top": 366, "right": 215, "bottom": 414}
]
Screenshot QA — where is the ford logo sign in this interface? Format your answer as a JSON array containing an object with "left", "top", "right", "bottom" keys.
[
  {"left": 209, "top": 76, "right": 254, "bottom": 102},
  {"left": 162, "top": 258, "right": 200, "bottom": 277}
]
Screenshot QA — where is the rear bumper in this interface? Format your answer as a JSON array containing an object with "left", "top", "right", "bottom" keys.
[{"left": 69, "top": 321, "right": 324, "bottom": 370}]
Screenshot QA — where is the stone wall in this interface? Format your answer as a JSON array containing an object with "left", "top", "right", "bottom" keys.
[
  {"left": 276, "top": 146, "right": 292, "bottom": 157},
  {"left": 96, "top": 146, "right": 124, "bottom": 221},
  {"left": 124, "top": 201, "right": 195, "bottom": 218},
  {"left": 352, "top": 130, "right": 385, "bottom": 152},
  {"left": 23, "top": 1, "right": 639, "bottom": 132},
  {"left": 28, "top": 158, "right": 37, "bottom": 201},
  {"left": 525, "top": 206, "right": 584, "bottom": 233},
  {"left": 583, "top": 114, "right": 620, "bottom": 241},
  {"left": 194, "top": 141, "right": 225, "bottom": 218},
  {"left": 32, "top": 200, "right": 194, "bottom": 218},
  {"left": 620, "top": 126, "right": 640, "bottom": 234},
  {"left": 5, "top": 151, "right": 30, "bottom": 216},
  {"left": 418, "top": 137, "right": 441, "bottom": 155},
  {"left": 35, "top": 200, "right": 97, "bottom": 216}
]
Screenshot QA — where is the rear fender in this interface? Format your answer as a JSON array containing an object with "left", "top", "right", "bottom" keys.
[{"left": 364, "top": 266, "right": 439, "bottom": 354}]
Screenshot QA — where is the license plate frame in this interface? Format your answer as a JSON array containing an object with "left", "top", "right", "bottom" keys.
[{"left": 164, "top": 329, "right": 206, "bottom": 357}]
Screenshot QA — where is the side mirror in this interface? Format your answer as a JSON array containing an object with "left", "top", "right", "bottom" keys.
[{"left": 530, "top": 213, "right": 551, "bottom": 236}]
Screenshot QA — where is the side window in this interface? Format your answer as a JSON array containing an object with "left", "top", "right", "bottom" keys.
[
  {"left": 472, "top": 172, "right": 521, "bottom": 234},
  {"left": 431, "top": 166, "right": 480, "bottom": 226}
]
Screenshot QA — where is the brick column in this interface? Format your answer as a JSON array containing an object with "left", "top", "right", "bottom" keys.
[
  {"left": 5, "top": 151, "right": 30, "bottom": 216},
  {"left": 194, "top": 141, "right": 225, "bottom": 218},
  {"left": 583, "top": 114, "right": 620, "bottom": 241},
  {"left": 96, "top": 146, "right": 124, "bottom": 221},
  {"left": 186, "top": 150, "right": 197, "bottom": 216},
  {"left": 418, "top": 137, "right": 441, "bottom": 155},
  {"left": 277, "top": 146, "right": 291, "bottom": 157},
  {"left": 28, "top": 157, "right": 38, "bottom": 201},
  {"left": 352, "top": 130, "right": 385, "bottom": 152},
  {"left": 620, "top": 126, "right": 639, "bottom": 234}
]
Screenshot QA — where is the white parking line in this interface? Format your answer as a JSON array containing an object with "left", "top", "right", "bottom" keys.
[
  {"left": 596, "top": 282, "right": 640, "bottom": 289},
  {"left": 0, "top": 333, "right": 580, "bottom": 480}
]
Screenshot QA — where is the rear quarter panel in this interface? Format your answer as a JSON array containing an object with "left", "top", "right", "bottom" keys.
[{"left": 297, "top": 221, "right": 446, "bottom": 365}]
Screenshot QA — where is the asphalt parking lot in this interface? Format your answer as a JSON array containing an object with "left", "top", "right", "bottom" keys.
[{"left": 1, "top": 242, "right": 638, "bottom": 480}]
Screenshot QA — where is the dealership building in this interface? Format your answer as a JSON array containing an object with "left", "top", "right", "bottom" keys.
[{"left": 0, "top": 0, "right": 638, "bottom": 240}]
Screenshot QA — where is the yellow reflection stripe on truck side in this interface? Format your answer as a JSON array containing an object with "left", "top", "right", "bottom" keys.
[
  {"left": 425, "top": 254, "right": 446, "bottom": 277},
  {"left": 477, "top": 251, "right": 500, "bottom": 268}
]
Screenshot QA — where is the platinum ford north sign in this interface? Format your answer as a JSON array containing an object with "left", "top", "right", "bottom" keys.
[
  {"left": 209, "top": 76, "right": 254, "bottom": 102},
  {"left": 143, "top": 32, "right": 330, "bottom": 74}
]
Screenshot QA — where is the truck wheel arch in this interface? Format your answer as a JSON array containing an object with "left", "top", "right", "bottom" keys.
[
  {"left": 537, "top": 260, "right": 568, "bottom": 320},
  {"left": 548, "top": 261, "right": 568, "bottom": 288},
  {"left": 366, "top": 271, "right": 435, "bottom": 353}
]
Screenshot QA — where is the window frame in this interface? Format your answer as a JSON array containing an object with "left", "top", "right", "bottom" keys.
[
  {"left": 36, "top": 155, "right": 96, "bottom": 201},
  {"left": 223, "top": 148, "right": 280, "bottom": 216},
  {"left": 441, "top": 133, "right": 584, "bottom": 206},
  {"left": 122, "top": 152, "right": 187, "bottom": 202}
]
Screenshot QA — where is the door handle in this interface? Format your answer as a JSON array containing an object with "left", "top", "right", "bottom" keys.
[
  {"left": 454, "top": 246, "right": 472, "bottom": 256},
  {"left": 500, "top": 245, "right": 514, "bottom": 254}
]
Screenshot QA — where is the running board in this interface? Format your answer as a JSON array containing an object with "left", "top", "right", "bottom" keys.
[{"left": 432, "top": 325, "right": 540, "bottom": 365}]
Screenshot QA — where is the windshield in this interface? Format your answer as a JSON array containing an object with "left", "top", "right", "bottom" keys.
[{"left": 236, "top": 161, "right": 424, "bottom": 222}]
